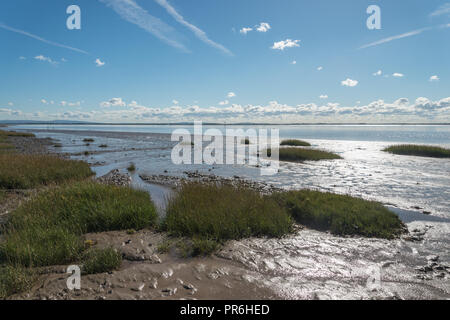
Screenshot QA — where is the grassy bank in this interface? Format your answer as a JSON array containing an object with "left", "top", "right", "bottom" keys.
[
  {"left": 0, "top": 265, "right": 34, "bottom": 299},
  {"left": 0, "top": 181, "right": 158, "bottom": 267},
  {"left": 280, "top": 139, "right": 311, "bottom": 147},
  {"left": 0, "top": 154, "right": 93, "bottom": 189},
  {"left": 271, "top": 190, "right": 405, "bottom": 239},
  {"left": 163, "top": 183, "right": 293, "bottom": 254},
  {"left": 268, "top": 147, "right": 342, "bottom": 162},
  {"left": 383, "top": 144, "right": 450, "bottom": 158}
]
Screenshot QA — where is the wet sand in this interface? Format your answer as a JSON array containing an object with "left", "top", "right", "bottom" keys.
[{"left": 5, "top": 128, "right": 450, "bottom": 300}]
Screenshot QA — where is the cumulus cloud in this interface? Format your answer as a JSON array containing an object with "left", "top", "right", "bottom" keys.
[
  {"left": 317, "top": 66, "right": 323, "bottom": 71},
  {"left": 60, "top": 101, "right": 81, "bottom": 107},
  {"left": 429, "top": 75, "right": 440, "bottom": 82},
  {"left": 172, "top": 100, "right": 179, "bottom": 105},
  {"left": 256, "top": 22, "right": 271, "bottom": 32},
  {"left": 319, "top": 95, "right": 328, "bottom": 99},
  {"left": 393, "top": 73, "right": 404, "bottom": 78},
  {"left": 341, "top": 78, "right": 358, "bottom": 87},
  {"left": 271, "top": 39, "right": 300, "bottom": 50},
  {"left": 100, "top": 97, "right": 127, "bottom": 107},
  {"left": 35, "top": 55, "right": 57, "bottom": 65},
  {"left": 95, "top": 58, "right": 105, "bottom": 67},
  {"left": 227, "top": 92, "right": 236, "bottom": 98},
  {"left": 41, "top": 99, "right": 48, "bottom": 104},
  {"left": 240, "top": 27, "right": 252, "bottom": 34},
  {"left": 373, "top": 70, "right": 382, "bottom": 76},
  {"left": 292, "top": 60, "right": 297, "bottom": 65},
  {"left": 219, "top": 100, "right": 229, "bottom": 106}
]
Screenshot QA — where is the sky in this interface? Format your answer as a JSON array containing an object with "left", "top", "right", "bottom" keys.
[{"left": 1, "top": 0, "right": 449, "bottom": 123}]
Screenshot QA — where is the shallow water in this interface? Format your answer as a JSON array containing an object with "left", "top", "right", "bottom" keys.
[{"left": 9, "top": 124, "right": 450, "bottom": 299}]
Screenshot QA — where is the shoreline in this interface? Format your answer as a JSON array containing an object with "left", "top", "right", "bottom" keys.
[{"left": 2, "top": 130, "right": 449, "bottom": 300}]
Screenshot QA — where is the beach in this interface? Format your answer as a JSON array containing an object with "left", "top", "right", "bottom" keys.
[{"left": 0, "top": 125, "right": 447, "bottom": 300}]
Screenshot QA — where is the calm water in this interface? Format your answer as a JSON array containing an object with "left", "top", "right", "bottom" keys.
[{"left": 10, "top": 124, "right": 450, "bottom": 218}]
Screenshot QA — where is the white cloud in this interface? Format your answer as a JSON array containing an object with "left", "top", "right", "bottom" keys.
[
  {"left": 341, "top": 78, "right": 358, "bottom": 87},
  {"left": 41, "top": 99, "right": 48, "bottom": 104},
  {"left": 95, "top": 58, "right": 105, "bottom": 67},
  {"left": 100, "top": 0, "right": 189, "bottom": 52},
  {"left": 373, "top": 70, "right": 382, "bottom": 76},
  {"left": 429, "top": 75, "right": 440, "bottom": 82},
  {"left": 0, "top": 23, "right": 88, "bottom": 54},
  {"left": 319, "top": 95, "right": 328, "bottom": 99},
  {"left": 430, "top": 3, "right": 450, "bottom": 17},
  {"left": 219, "top": 100, "right": 229, "bottom": 106},
  {"left": 392, "top": 73, "right": 404, "bottom": 78},
  {"left": 100, "top": 97, "right": 127, "bottom": 107},
  {"left": 60, "top": 101, "right": 81, "bottom": 107},
  {"left": 172, "top": 100, "right": 179, "bottom": 105},
  {"left": 227, "top": 92, "right": 236, "bottom": 98},
  {"left": 19, "top": 56, "right": 26, "bottom": 60},
  {"left": 154, "top": 0, "right": 232, "bottom": 56},
  {"left": 256, "top": 22, "right": 271, "bottom": 32},
  {"left": 240, "top": 27, "right": 252, "bottom": 34},
  {"left": 34, "top": 55, "right": 57, "bottom": 65},
  {"left": 292, "top": 60, "right": 297, "bottom": 65},
  {"left": 61, "top": 58, "right": 67, "bottom": 62},
  {"left": 317, "top": 66, "right": 323, "bottom": 71},
  {"left": 271, "top": 39, "right": 300, "bottom": 50},
  {"left": 8, "top": 102, "right": 14, "bottom": 106}
]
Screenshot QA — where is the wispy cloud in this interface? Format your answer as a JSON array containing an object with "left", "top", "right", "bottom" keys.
[
  {"left": 154, "top": 0, "right": 233, "bottom": 56},
  {"left": 99, "top": 0, "right": 189, "bottom": 52},
  {"left": 359, "top": 27, "right": 431, "bottom": 49},
  {"left": 35, "top": 55, "right": 58, "bottom": 65},
  {"left": 430, "top": 3, "right": 450, "bottom": 17},
  {"left": 95, "top": 58, "right": 105, "bottom": 67},
  {"left": 0, "top": 23, "right": 88, "bottom": 54}
]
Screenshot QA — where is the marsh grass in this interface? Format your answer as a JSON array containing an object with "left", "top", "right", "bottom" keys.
[
  {"left": 280, "top": 139, "right": 311, "bottom": 147},
  {"left": 164, "top": 183, "right": 293, "bottom": 244},
  {"left": 83, "top": 138, "right": 95, "bottom": 143},
  {"left": 0, "top": 265, "right": 34, "bottom": 299},
  {"left": 0, "top": 131, "right": 35, "bottom": 138},
  {"left": 383, "top": 145, "right": 450, "bottom": 158},
  {"left": 127, "top": 163, "right": 136, "bottom": 172},
  {"left": 99, "top": 144, "right": 108, "bottom": 148},
  {"left": 268, "top": 147, "right": 342, "bottom": 162},
  {"left": 0, "top": 182, "right": 158, "bottom": 267},
  {"left": 271, "top": 190, "right": 405, "bottom": 239},
  {"left": 0, "top": 154, "right": 93, "bottom": 189},
  {"left": 81, "top": 248, "right": 122, "bottom": 275}
]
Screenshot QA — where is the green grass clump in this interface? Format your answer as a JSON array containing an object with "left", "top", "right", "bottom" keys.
[
  {"left": 127, "top": 163, "right": 136, "bottom": 172},
  {"left": 0, "top": 131, "right": 35, "bottom": 138},
  {"left": 271, "top": 190, "right": 405, "bottom": 239},
  {"left": 280, "top": 139, "right": 311, "bottom": 147},
  {"left": 0, "top": 265, "right": 34, "bottom": 299},
  {"left": 164, "top": 183, "right": 293, "bottom": 243},
  {"left": 191, "top": 238, "right": 220, "bottom": 257},
  {"left": 83, "top": 138, "right": 95, "bottom": 143},
  {"left": 0, "top": 154, "right": 93, "bottom": 189},
  {"left": 81, "top": 248, "right": 122, "bottom": 275},
  {"left": 267, "top": 147, "right": 342, "bottom": 162},
  {"left": 99, "top": 144, "right": 108, "bottom": 148},
  {"left": 0, "top": 182, "right": 158, "bottom": 267},
  {"left": 383, "top": 145, "right": 450, "bottom": 158}
]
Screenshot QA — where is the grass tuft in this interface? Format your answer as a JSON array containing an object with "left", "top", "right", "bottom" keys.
[
  {"left": 83, "top": 138, "right": 94, "bottom": 143},
  {"left": 0, "top": 182, "right": 158, "bottom": 267},
  {"left": 0, "top": 154, "right": 93, "bottom": 189},
  {"left": 164, "top": 183, "right": 293, "bottom": 243},
  {"left": 271, "top": 190, "right": 405, "bottom": 239},
  {"left": 280, "top": 139, "right": 311, "bottom": 147},
  {"left": 81, "top": 248, "right": 122, "bottom": 275},
  {"left": 0, "top": 265, "right": 34, "bottom": 299},
  {"left": 268, "top": 147, "right": 342, "bottom": 162},
  {"left": 383, "top": 144, "right": 450, "bottom": 158},
  {"left": 127, "top": 163, "right": 136, "bottom": 172}
]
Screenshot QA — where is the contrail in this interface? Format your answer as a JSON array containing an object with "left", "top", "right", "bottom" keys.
[
  {"left": 155, "top": 0, "right": 233, "bottom": 56},
  {"left": 0, "top": 23, "right": 89, "bottom": 54},
  {"left": 359, "top": 24, "right": 449, "bottom": 49},
  {"left": 99, "top": 0, "right": 189, "bottom": 52}
]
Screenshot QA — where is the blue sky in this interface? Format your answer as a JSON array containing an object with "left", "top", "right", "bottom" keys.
[{"left": 1, "top": 0, "right": 449, "bottom": 123}]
